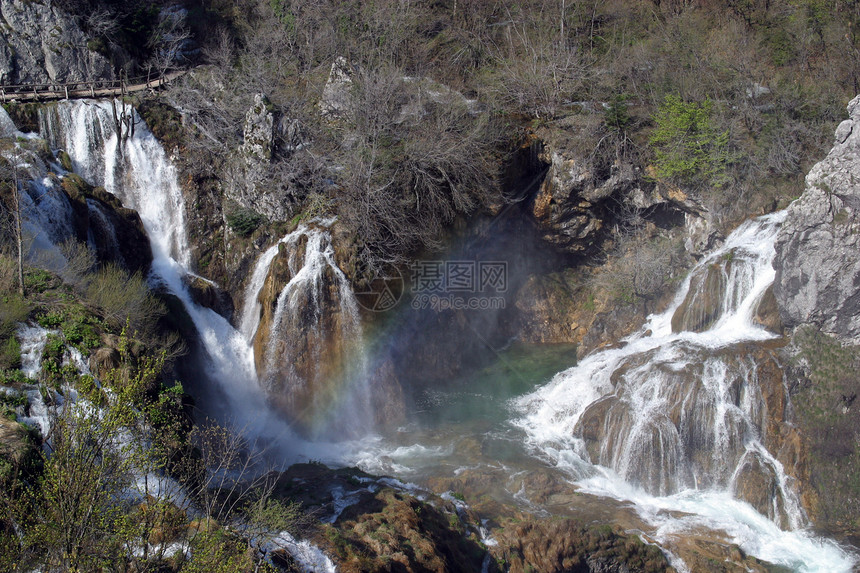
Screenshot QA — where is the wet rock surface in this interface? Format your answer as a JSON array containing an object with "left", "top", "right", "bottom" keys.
[
  {"left": 59, "top": 173, "right": 153, "bottom": 274},
  {"left": 528, "top": 131, "right": 695, "bottom": 257}
]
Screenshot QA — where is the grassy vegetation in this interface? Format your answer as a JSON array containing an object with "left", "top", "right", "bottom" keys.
[{"left": 0, "top": 246, "right": 311, "bottom": 571}]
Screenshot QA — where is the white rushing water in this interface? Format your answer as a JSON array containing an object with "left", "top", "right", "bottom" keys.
[
  {"left": 512, "top": 211, "right": 857, "bottom": 572},
  {"left": 14, "top": 99, "right": 856, "bottom": 571},
  {"left": 37, "top": 100, "right": 298, "bottom": 445},
  {"left": 18, "top": 101, "right": 342, "bottom": 568},
  {"left": 241, "top": 220, "right": 373, "bottom": 439}
]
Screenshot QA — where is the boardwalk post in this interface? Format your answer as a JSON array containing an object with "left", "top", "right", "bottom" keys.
[
  {"left": 64, "top": 85, "right": 69, "bottom": 100},
  {"left": 90, "top": 83, "right": 95, "bottom": 98}
]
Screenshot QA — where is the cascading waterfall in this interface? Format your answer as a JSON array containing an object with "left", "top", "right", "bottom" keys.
[
  {"left": 39, "top": 101, "right": 190, "bottom": 266},
  {"left": 241, "top": 222, "right": 373, "bottom": 439},
  {"left": 37, "top": 100, "right": 292, "bottom": 444},
  {"left": 513, "top": 211, "right": 855, "bottom": 570},
  {"left": 0, "top": 113, "right": 75, "bottom": 269}
]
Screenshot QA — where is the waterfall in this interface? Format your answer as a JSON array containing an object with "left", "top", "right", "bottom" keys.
[
  {"left": 513, "top": 211, "right": 856, "bottom": 570},
  {"left": 39, "top": 101, "right": 190, "bottom": 266},
  {"left": 37, "top": 100, "right": 291, "bottom": 443},
  {"left": 241, "top": 222, "right": 373, "bottom": 439},
  {"left": 0, "top": 109, "right": 76, "bottom": 270}
]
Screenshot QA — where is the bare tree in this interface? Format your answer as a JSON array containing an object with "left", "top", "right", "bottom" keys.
[
  {"left": 111, "top": 91, "right": 141, "bottom": 147},
  {"left": 0, "top": 156, "right": 25, "bottom": 295},
  {"left": 335, "top": 67, "right": 502, "bottom": 265},
  {"left": 146, "top": 8, "right": 192, "bottom": 81},
  {"left": 85, "top": 7, "right": 121, "bottom": 45}
]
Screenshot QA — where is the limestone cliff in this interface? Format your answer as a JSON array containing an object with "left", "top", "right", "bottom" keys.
[
  {"left": 774, "top": 95, "right": 860, "bottom": 342},
  {"left": 529, "top": 125, "right": 700, "bottom": 256},
  {"left": 772, "top": 94, "right": 860, "bottom": 538},
  {"left": 0, "top": 0, "right": 115, "bottom": 85}
]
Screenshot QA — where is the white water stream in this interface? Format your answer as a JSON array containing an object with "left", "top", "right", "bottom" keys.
[
  {"left": 2, "top": 101, "right": 340, "bottom": 570},
  {"left": 509, "top": 211, "right": 855, "bottom": 571},
  {"left": 39, "top": 100, "right": 291, "bottom": 443}
]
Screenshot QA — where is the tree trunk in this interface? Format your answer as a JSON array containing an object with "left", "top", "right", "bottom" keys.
[{"left": 13, "top": 167, "right": 23, "bottom": 296}]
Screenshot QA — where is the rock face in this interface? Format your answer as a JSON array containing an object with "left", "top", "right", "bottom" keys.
[
  {"left": 774, "top": 95, "right": 860, "bottom": 342},
  {"left": 529, "top": 138, "right": 697, "bottom": 255},
  {"left": 319, "top": 56, "right": 353, "bottom": 119},
  {"left": 253, "top": 232, "right": 358, "bottom": 433},
  {"left": 59, "top": 174, "right": 152, "bottom": 274},
  {"left": 251, "top": 227, "right": 405, "bottom": 436},
  {"left": 239, "top": 93, "right": 275, "bottom": 162},
  {"left": 492, "top": 519, "right": 670, "bottom": 573},
  {"left": 273, "top": 464, "right": 488, "bottom": 573},
  {"left": 0, "top": 0, "right": 115, "bottom": 84},
  {"left": 227, "top": 93, "right": 302, "bottom": 222}
]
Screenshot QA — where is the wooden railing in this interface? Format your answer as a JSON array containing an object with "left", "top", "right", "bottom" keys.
[{"left": 0, "top": 70, "right": 187, "bottom": 103}]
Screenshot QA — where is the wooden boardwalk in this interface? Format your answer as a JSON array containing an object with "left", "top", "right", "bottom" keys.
[{"left": 0, "top": 70, "right": 187, "bottom": 103}]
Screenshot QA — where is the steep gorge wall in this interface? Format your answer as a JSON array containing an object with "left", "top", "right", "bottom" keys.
[
  {"left": 0, "top": 0, "right": 116, "bottom": 85},
  {"left": 774, "top": 95, "right": 860, "bottom": 342}
]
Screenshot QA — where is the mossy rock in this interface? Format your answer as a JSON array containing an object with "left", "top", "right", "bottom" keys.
[{"left": 2, "top": 103, "right": 43, "bottom": 133}]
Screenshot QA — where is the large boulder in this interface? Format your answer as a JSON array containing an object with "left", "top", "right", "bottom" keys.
[
  {"left": 60, "top": 173, "right": 153, "bottom": 274},
  {"left": 251, "top": 226, "right": 405, "bottom": 436},
  {"left": 773, "top": 95, "right": 860, "bottom": 342},
  {"left": 0, "top": 0, "right": 115, "bottom": 85}
]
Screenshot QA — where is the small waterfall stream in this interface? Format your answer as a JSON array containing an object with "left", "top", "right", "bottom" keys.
[
  {"left": 36, "top": 100, "right": 375, "bottom": 445},
  {"left": 241, "top": 222, "right": 373, "bottom": 439},
  {"left": 514, "top": 213, "right": 788, "bottom": 494}
]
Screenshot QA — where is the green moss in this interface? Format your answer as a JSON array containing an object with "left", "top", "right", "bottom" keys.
[
  {"left": 790, "top": 327, "right": 860, "bottom": 534},
  {"left": 58, "top": 150, "right": 73, "bottom": 172},
  {"left": 137, "top": 99, "right": 185, "bottom": 150},
  {"left": 60, "top": 173, "right": 92, "bottom": 200},
  {"left": 226, "top": 208, "right": 264, "bottom": 237}
]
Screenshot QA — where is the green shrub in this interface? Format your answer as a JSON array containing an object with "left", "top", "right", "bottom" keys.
[
  {"left": 648, "top": 95, "right": 732, "bottom": 188},
  {"left": 85, "top": 264, "right": 165, "bottom": 333},
  {"left": 36, "top": 309, "right": 63, "bottom": 329},
  {"left": 0, "top": 336, "right": 20, "bottom": 370},
  {"left": 60, "top": 317, "right": 99, "bottom": 352},
  {"left": 0, "top": 369, "right": 27, "bottom": 386},
  {"left": 604, "top": 94, "right": 631, "bottom": 134},
  {"left": 0, "top": 295, "right": 31, "bottom": 333},
  {"left": 0, "top": 391, "right": 26, "bottom": 409},
  {"left": 226, "top": 208, "right": 264, "bottom": 237},
  {"left": 23, "top": 269, "right": 56, "bottom": 293}
]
